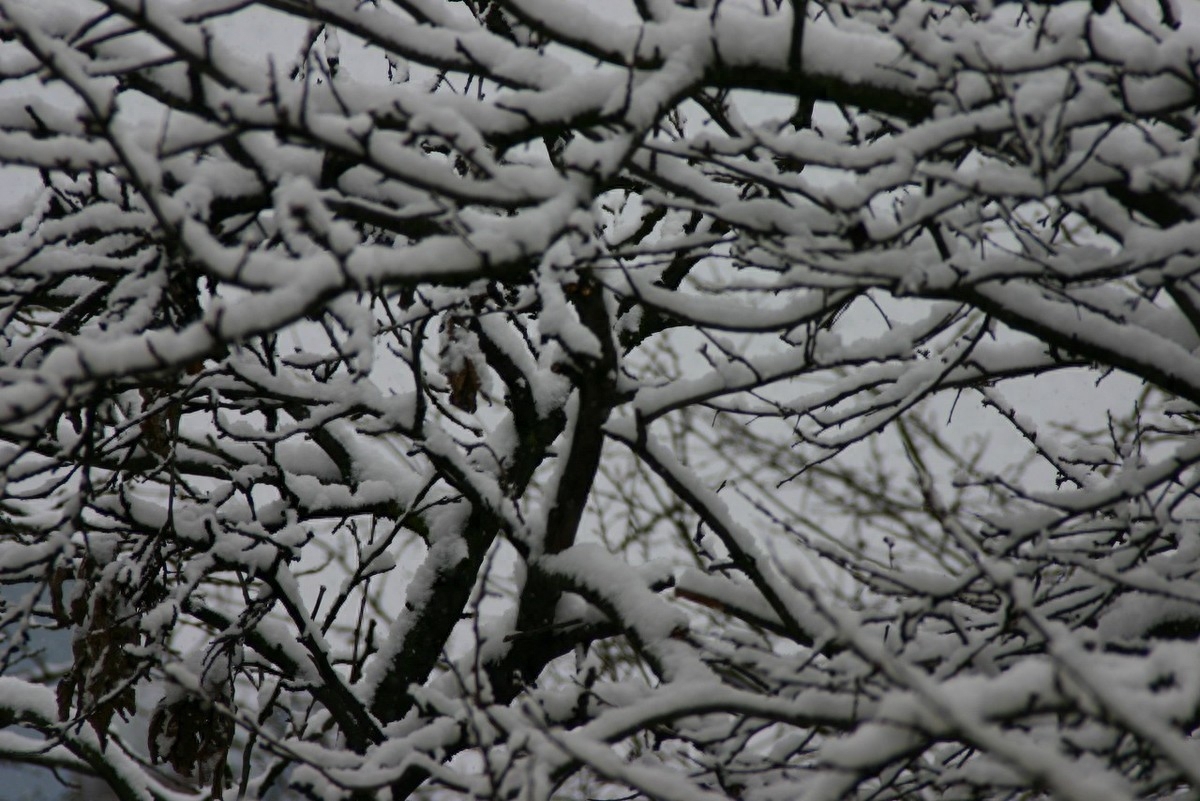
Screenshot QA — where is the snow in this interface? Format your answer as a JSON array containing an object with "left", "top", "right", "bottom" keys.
[
  {"left": 0, "top": 676, "right": 57, "bottom": 721},
  {"left": 4, "top": 0, "right": 1200, "bottom": 799},
  {"left": 541, "top": 543, "right": 689, "bottom": 644}
]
